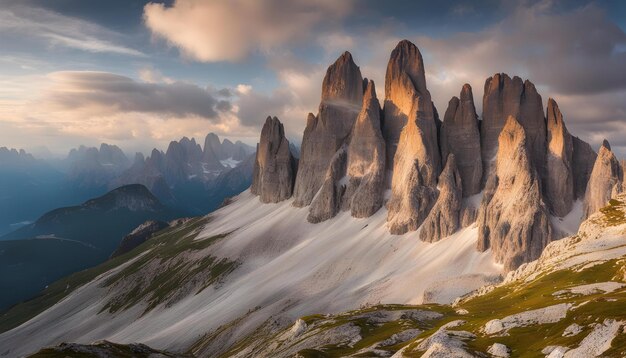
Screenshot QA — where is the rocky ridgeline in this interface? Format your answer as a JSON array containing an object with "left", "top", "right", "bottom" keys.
[{"left": 251, "top": 39, "right": 625, "bottom": 270}]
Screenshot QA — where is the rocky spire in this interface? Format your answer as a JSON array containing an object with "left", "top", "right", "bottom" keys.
[
  {"left": 382, "top": 40, "right": 439, "bottom": 175},
  {"left": 572, "top": 136, "right": 597, "bottom": 199},
  {"left": 481, "top": 74, "right": 546, "bottom": 183},
  {"left": 292, "top": 51, "right": 364, "bottom": 207},
  {"left": 385, "top": 40, "right": 441, "bottom": 234},
  {"left": 203, "top": 133, "right": 225, "bottom": 170},
  {"left": 440, "top": 84, "right": 482, "bottom": 197},
  {"left": 251, "top": 116, "right": 296, "bottom": 203},
  {"left": 545, "top": 98, "right": 574, "bottom": 217},
  {"left": 342, "top": 79, "right": 386, "bottom": 218},
  {"left": 419, "top": 154, "right": 463, "bottom": 242},
  {"left": 582, "top": 140, "right": 624, "bottom": 218},
  {"left": 477, "top": 116, "right": 552, "bottom": 271}
]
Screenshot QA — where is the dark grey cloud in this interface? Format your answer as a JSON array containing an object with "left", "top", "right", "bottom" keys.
[
  {"left": 420, "top": 3, "right": 626, "bottom": 96},
  {"left": 46, "top": 71, "right": 231, "bottom": 119}
]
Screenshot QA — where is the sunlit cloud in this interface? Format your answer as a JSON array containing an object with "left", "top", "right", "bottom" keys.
[{"left": 143, "top": 0, "right": 354, "bottom": 62}]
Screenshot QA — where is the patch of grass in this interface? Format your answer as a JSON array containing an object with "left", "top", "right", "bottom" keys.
[
  {"left": 600, "top": 199, "right": 626, "bottom": 226},
  {"left": 99, "top": 217, "right": 237, "bottom": 315}
]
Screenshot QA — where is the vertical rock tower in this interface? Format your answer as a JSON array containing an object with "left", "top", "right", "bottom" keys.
[
  {"left": 292, "top": 52, "right": 363, "bottom": 207},
  {"left": 251, "top": 116, "right": 296, "bottom": 203}
]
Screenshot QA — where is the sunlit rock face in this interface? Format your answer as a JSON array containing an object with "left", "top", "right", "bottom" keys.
[
  {"left": 583, "top": 140, "right": 624, "bottom": 219},
  {"left": 384, "top": 40, "right": 441, "bottom": 235},
  {"left": 419, "top": 154, "right": 463, "bottom": 243},
  {"left": 382, "top": 40, "right": 440, "bottom": 178},
  {"left": 440, "top": 84, "right": 482, "bottom": 197},
  {"left": 477, "top": 116, "right": 553, "bottom": 271},
  {"left": 292, "top": 52, "right": 364, "bottom": 207},
  {"left": 342, "top": 80, "right": 386, "bottom": 218},
  {"left": 545, "top": 98, "right": 574, "bottom": 217},
  {"left": 481, "top": 74, "right": 546, "bottom": 182},
  {"left": 251, "top": 116, "right": 296, "bottom": 203}
]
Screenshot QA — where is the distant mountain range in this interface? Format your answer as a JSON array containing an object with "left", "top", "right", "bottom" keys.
[
  {"left": 0, "top": 133, "right": 259, "bottom": 236},
  {"left": 0, "top": 184, "right": 180, "bottom": 311}
]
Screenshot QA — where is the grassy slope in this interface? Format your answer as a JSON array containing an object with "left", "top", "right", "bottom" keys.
[{"left": 0, "top": 216, "right": 236, "bottom": 333}]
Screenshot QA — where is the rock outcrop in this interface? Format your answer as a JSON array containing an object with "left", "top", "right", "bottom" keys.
[
  {"left": 385, "top": 40, "right": 440, "bottom": 234},
  {"left": 342, "top": 80, "right": 386, "bottom": 218},
  {"left": 481, "top": 74, "right": 546, "bottom": 181},
  {"left": 572, "top": 136, "right": 597, "bottom": 199},
  {"left": 383, "top": 40, "right": 440, "bottom": 177},
  {"left": 293, "top": 52, "right": 363, "bottom": 207},
  {"left": 307, "top": 145, "right": 347, "bottom": 223},
  {"left": 419, "top": 154, "right": 462, "bottom": 242},
  {"left": 545, "top": 98, "right": 574, "bottom": 217},
  {"left": 251, "top": 116, "right": 296, "bottom": 203},
  {"left": 477, "top": 116, "right": 552, "bottom": 270},
  {"left": 440, "top": 84, "right": 482, "bottom": 197},
  {"left": 582, "top": 140, "right": 624, "bottom": 218}
]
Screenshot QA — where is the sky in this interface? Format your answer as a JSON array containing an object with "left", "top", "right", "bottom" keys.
[{"left": 0, "top": 0, "right": 625, "bottom": 158}]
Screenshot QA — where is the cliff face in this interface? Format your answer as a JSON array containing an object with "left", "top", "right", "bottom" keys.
[
  {"left": 251, "top": 116, "right": 295, "bottom": 203},
  {"left": 342, "top": 80, "right": 386, "bottom": 218},
  {"left": 583, "top": 140, "right": 624, "bottom": 219},
  {"left": 477, "top": 116, "right": 553, "bottom": 271},
  {"left": 292, "top": 52, "right": 364, "bottom": 207},
  {"left": 253, "top": 39, "right": 608, "bottom": 271},
  {"left": 545, "top": 98, "right": 574, "bottom": 217},
  {"left": 440, "top": 84, "right": 482, "bottom": 197},
  {"left": 385, "top": 40, "right": 441, "bottom": 235}
]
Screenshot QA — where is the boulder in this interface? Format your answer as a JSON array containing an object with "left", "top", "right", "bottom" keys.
[
  {"left": 582, "top": 140, "right": 624, "bottom": 218},
  {"left": 251, "top": 116, "right": 296, "bottom": 203},
  {"left": 440, "top": 84, "right": 482, "bottom": 197},
  {"left": 477, "top": 116, "right": 553, "bottom": 270}
]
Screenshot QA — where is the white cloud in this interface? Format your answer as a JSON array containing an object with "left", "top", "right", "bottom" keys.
[
  {"left": 143, "top": 0, "right": 354, "bottom": 62},
  {"left": 0, "top": 5, "right": 144, "bottom": 57}
]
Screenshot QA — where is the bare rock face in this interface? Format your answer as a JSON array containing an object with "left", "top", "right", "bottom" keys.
[
  {"left": 342, "top": 80, "right": 386, "bottom": 218},
  {"left": 419, "top": 154, "right": 462, "bottom": 243},
  {"left": 572, "top": 136, "right": 597, "bottom": 199},
  {"left": 481, "top": 74, "right": 546, "bottom": 182},
  {"left": 440, "top": 84, "right": 482, "bottom": 197},
  {"left": 293, "top": 52, "right": 363, "bottom": 207},
  {"left": 383, "top": 40, "right": 440, "bottom": 177},
  {"left": 582, "top": 140, "right": 624, "bottom": 218},
  {"left": 545, "top": 98, "right": 574, "bottom": 217},
  {"left": 307, "top": 145, "right": 347, "bottom": 223},
  {"left": 477, "top": 116, "right": 553, "bottom": 271},
  {"left": 251, "top": 116, "right": 296, "bottom": 203},
  {"left": 385, "top": 40, "right": 441, "bottom": 234}
]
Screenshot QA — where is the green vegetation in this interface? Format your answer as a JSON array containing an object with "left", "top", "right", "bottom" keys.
[
  {"left": 600, "top": 198, "right": 626, "bottom": 226},
  {"left": 99, "top": 217, "right": 238, "bottom": 314},
  {"left": 0, "top": 215, "right": 235, "bottom": 333}
]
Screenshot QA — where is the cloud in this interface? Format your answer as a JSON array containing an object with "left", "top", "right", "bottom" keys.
[
  {"left": 43, "top": 71, "right": 229, "bottom": 119},
  {"left": 143, "top": 0, "right": 354, "bottom": 62},
  {"left": 0, "top": 5, "right": 144, "bottom": 57}
]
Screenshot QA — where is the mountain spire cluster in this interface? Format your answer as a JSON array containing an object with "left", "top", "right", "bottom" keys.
[{"left": 251, "top": 39, "right": 625, "bottom": 270}]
